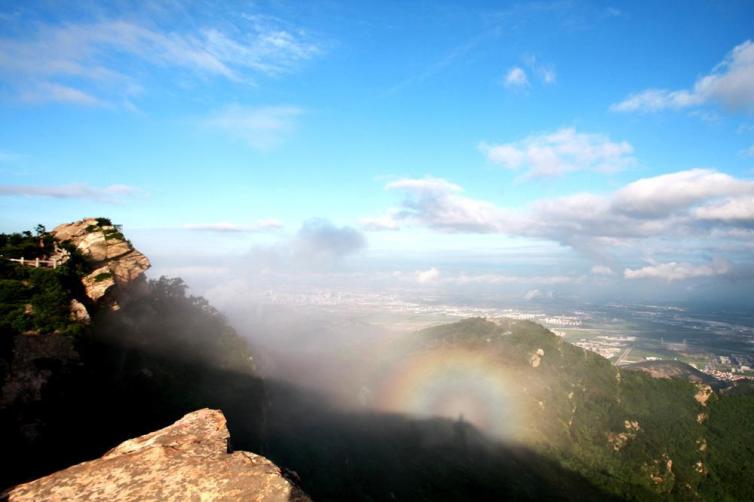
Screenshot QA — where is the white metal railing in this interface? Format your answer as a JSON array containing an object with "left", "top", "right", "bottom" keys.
[{"left": 3, "top": 256, "right": 62, "bottom": 269}]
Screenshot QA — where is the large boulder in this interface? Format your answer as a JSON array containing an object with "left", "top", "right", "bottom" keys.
[
  {"left": 6, "top": 409, "right": 310, "bottom": 502},
  {"left": 52, "top": 219, "right": 150, "bottom": 303}
]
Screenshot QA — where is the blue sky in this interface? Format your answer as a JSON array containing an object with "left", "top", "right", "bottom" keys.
[{"left": 1, "top": 1, "right": 754, "bottom": 305}]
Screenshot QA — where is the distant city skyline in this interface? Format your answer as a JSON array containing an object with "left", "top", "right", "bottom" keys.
[{"left": 1, "top": 1, "right": 753, "bottom": 305}]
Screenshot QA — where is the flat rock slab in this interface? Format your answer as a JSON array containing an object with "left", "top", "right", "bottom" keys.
[{"left": 6, "top": 409, "right": 310, "bottom": 502}]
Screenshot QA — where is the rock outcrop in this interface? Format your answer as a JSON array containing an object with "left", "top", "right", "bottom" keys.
[
  {"left": 51, "top": 218, "right": 150, "bottom": 304},
  {"left": 6, "top": 409, "right": 310, "bottom": 502}
]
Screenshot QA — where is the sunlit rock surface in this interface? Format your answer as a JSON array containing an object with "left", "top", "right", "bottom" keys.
[
  {"left": 51, "top": 218, "right": 150, "bottom": 303},
  {"left": 7, "top": 409, "right": 310, "bottom": 502}
]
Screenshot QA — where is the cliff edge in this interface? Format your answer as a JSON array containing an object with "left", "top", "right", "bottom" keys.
[
  {"left": 5, "top": 409, "right": 309, "bottom": 502},
  {"left": 51, "top": 218, "right": 150, "bottom": 304}
]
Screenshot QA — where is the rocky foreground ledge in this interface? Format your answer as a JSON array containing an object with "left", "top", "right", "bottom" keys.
[{"left": 5, "top": 409, "right": 310, "bottom": 502}]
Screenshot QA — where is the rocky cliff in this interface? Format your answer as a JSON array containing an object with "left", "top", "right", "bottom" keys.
[
  {"left": 51, "top": 218, "right": 150, "bottom": 305},
  {"left": 1, "top": 220, "right": 265, "bottom": 491},
  {"left": 5, "top": 409, "right": 309, "bottom": 502}
]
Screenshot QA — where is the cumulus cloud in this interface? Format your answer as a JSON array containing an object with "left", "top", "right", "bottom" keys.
[
  {"left": 416, "top": 267, "right": 440, "bottom": 284},
  {"left": 184, "top": 219, "right": 283, "bottom": 232},
  {"left": 611, "top": 168, "right": 752, "bottom": 217},
  {"left": 0, "top": 183, "right": 139, "bottom": 202},
  {"left": 225, "top": 219, "right": 366, "bottom": 276},
  {"left": 526, "top": 169, "right": 754, "bottom": 243},
  {"left": 203, "top": 104, "right": 303, "bottom": 150},
  {"left": 504, "top": 57, "right": 556, "bottom": 91},
  {"left": 479, "top": 128, "right": 635, "bottom": 177},
  {"left": 694, "top": 196, "right": 754, "bottom": 223},
  {"left": 0, "top": 13, "right": 321, "bottom": 106},
  {"left": 292, "top": 219, "right": 366, "bottom": 263},
  {"left": 369, "top": 169, "right": 754, "bottom": 257},
  {"left": 504, "top": 66, "right": 529, "bottom": 88},
  {"left": 381, "top": 177, "right": 510, "bottom": 233},
  {"left": 611, "top": 40, "right": 754, "bottom": 113},
  {"left": 624, "top": 259, "right": 731, "bottom": 282}
]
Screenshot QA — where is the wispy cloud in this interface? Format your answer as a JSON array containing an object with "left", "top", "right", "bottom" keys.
[
  {"left": 202, "top": 104, "right": 303, "bottom": 150},
  {"left": 523, "top": 55, "right": 556, "bottom": 85},
  {"left": 591, "top": 265, "right": 614, "bottom": 275},
  {"left": 0, "top": 183, "right": 139, "bottom": 202},
  {"left": 184, "top": 219, "right": 283, "bottom": 233},
  {"left": 611, "top": 40, "right": 754, "bottom": 113},
  {"left": 0, "top": 13, "right": 321, "bottom": 106},
  {"left": 624, "top": 259, "right": 731, "bottom": 282},
  {"left": 504, "top": 66, "right": 529, "bottom": 89},
  {"left": 479, "top": 128, "right": 635, "bottom": 177},
  {"left": 397, "top": 268, "right": 577, "bottom": 287},
  {"left": 19, "top": 82, "right": 105, "bottom": 107},
  {"left": 503, "top": 56, "right": 556, "bottom": 93}
]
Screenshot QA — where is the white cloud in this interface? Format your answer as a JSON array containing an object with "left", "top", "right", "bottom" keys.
[
  {"left": 541, "top": 68, "right": 557, "bottom": 84},
  {"left": 292, "top": 219, "right": 366, "bottom": 263},
  {"left": 624, "top": 259, "right": 731, "bottom": 282},
  {"left": 370, "top": 169, "right": 754, "bottom": 260},
  {"left": 523, "top": 55, "right": 556, "bottom": 85},
  {"left": 0, "top": 15, "right": 320, "bottom": 106},
  {"left": 591, "top": 265, "right": 614, "bottom": 275},
  {"left": 479, "top": 128, "right": 635, "bottom": 177},
  {"left": 19, "top": 82, "right": 104, "bottom": 106},
  {"left": 386, "top": 177, "right": 463, "bottom": 193},
  {"left": 393, "top": 269, "right": 578, "bottom": 287},
  {"left": 612, "top": 40, "right": 754, "bottom": 113},
  {"left": 452, "top": 273, "right": 575, "bottom": 285},
  {"left": 0, "top": 183, "right": 139, "bottom": 202},
  {"left": 203, "top": 104, "right": 303, "bottom": 150},
  {"left": 611, "top": 168, "right": 751, "bottom": 217},
  {"left": 184, "top": 219, "right": 283, "bottom": 232},
  {"left": 416, "top": 267, "right": 440, "bottom": 284},
  {"left": 694, "top": 196, "right": 754, "bottom": 223},
  {"left": 504, "top": 66, "right": 529, "bottom": 88},
  {"left": 383, "top": 177, "right": 510, "bottom": 233},
  {"left": 610, "top": 89, "right": 701, "bottom": 112}
]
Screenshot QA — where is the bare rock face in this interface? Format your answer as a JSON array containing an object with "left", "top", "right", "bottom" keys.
[
  {"left": 51, "top": 218, "right": 150, "bottom": 303},
  {"left": 68, "top": 299, "right": 90, "bottom": 323},
  {"left": 6, "top": 409, "right": 310, "bottom": 502}
]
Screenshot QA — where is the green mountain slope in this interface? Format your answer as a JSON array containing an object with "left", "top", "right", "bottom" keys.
[{"left": 401, "top": 317, "right": 753, "bottom": 500}]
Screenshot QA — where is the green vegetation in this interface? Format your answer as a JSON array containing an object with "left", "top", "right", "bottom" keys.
[
  {"left": 94, "top": 276, "right": 256, "bottom": 374},
  {"left": 102, "top": 228, "right": 125, "bottom": 241},
  {"left": 406, "top": 318, "right": 752, "bottom": 500},
  {"left": 95, "top": 217, "right": 112, "bottom": 226},
  {"left": 1, "top": 224, "right": 261, "bottom": 489},
  {"left": 0, "top": 225, "right": 54, "bottom": 260},
  {"left": 93, "top": 272, "right": 113, "bottom": 283},
  {"left": 0, "top": 227, "right": 87, "bottom": 336},
  {"left": 700, "top": 387, "right": 754, "bottom": 500}
]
